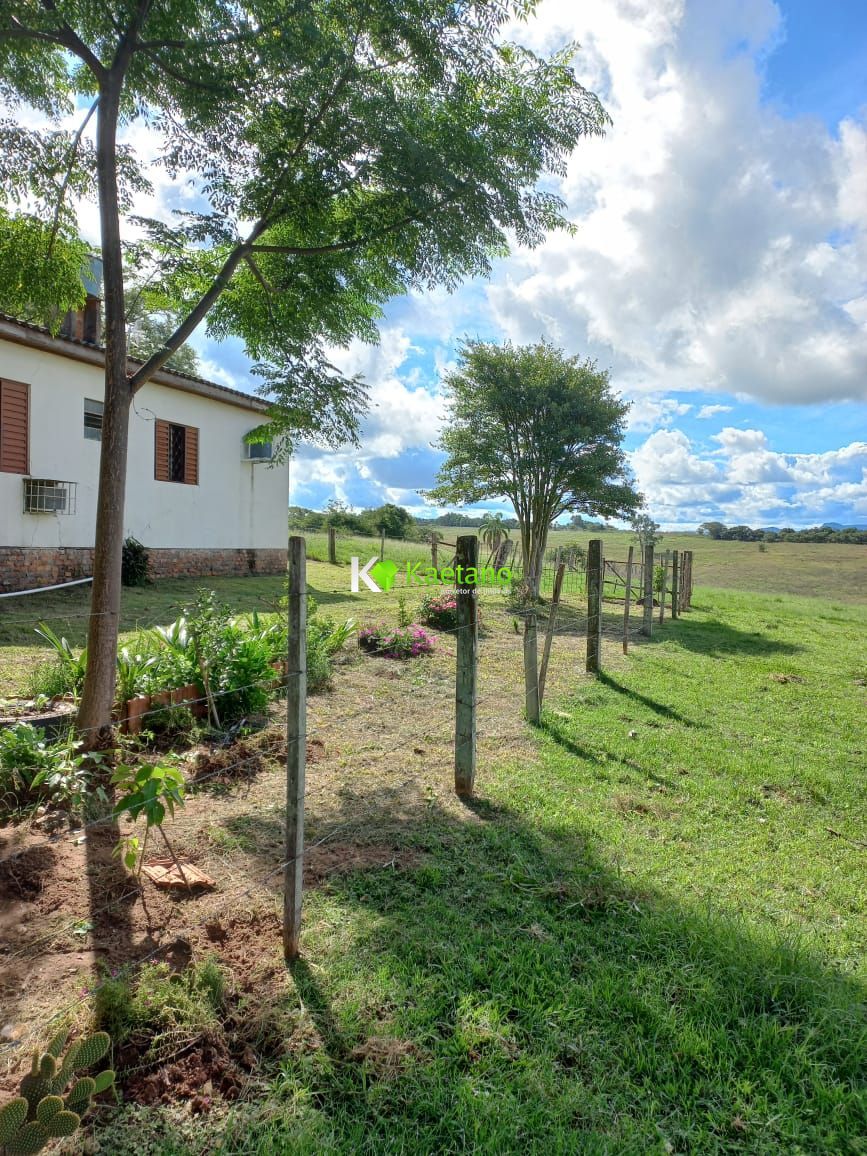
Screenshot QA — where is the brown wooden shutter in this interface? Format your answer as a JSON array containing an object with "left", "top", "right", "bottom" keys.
[
  {"left": 184, "top": 425, "right": 199, "bottom": 485},
  {"left": 0, "top": 379, "right": 29, "bottom": 474},
  {"left": 154, "top": 419, "right": 170, "bottom": 481}
]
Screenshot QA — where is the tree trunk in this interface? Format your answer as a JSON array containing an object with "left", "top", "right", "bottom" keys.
[{"left": 77, "top": 80, "right": 131, "bottom": 744}]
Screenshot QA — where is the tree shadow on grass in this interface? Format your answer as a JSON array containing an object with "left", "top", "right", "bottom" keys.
[
  {"left": 647, "top": 616, "right": 803, "bottom": 658},
  {"left": 214, "top": 790, "right": 866, "bottom": 1155},
  {"left": 596, "top": 671, "right": 697, "bottom": 726}
]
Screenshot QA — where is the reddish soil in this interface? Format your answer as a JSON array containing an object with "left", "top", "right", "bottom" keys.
[{"left": 0, "top": 716, "right": 417, "bottom": 1109}]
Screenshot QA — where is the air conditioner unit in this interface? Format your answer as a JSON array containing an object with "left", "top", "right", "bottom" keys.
[
  {"left": 242, "top": 440, "right": 273, "bottom": 462},
  {"left": 23, "top": 478, "right": 77, "bottom": 515}
]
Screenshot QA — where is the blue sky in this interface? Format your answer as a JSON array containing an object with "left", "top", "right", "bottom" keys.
[{"left": 184, "top": 0, "right": 867, "bottom": 528}]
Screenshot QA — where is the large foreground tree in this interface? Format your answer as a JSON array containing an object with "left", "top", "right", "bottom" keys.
[
  {"left": 427, "top": 341, "right": 641, "bottom": 595},
  {"left": 0, "top": 0, "right": 609, "bottom": 741}
]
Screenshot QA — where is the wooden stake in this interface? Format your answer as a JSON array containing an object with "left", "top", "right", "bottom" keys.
[
  {"left": 431, "top": 538, "right": 438, "bottom": 570},
  {"left": 523, "top": 611, "right": 540, "bottom": 722},
  {"left": 538, "top": 562, "right": 565, "bottom": 708},
  {"left": 586, "top": 538, "right": 603, "bottom": 674},
  {"left": 671, "top": 551, "right": 680, "bottom": 620},
  {"left": 622, "top": 545, "right": 634, "bottom": 654},
  {"left": 283, "top": 536, "right": 307, "bottom": 962},
  {"left": 641, "top": 545, "right": 654, "bottom": 637},
  {"left": 658, "top": 549, "right": 670, "bottom": 625},
  {"left": 327, "top": 526, "right": 337, "bottom": 564},
  {"left": 454, "top": 535, "right": 478, "bottom": 797}
]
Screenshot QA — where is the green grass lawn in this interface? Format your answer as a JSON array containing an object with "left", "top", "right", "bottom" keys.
[{"left": 74, "top": 571, "right": 866, "bottom": 1155}]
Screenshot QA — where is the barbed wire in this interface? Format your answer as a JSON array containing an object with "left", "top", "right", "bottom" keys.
[{"left": 0, "top": 570, "right": 695, "bottom": 1063}]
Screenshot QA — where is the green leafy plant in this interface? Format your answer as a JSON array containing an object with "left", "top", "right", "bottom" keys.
[
  {"left": 396, "top": 595, "right": 412, "bottom": 629},
  {"left": 111, "top": 762, "right": 187, "bottom": 879},
  {"left": 0, "top": 725, "right": 108, "bottom": 817},
  {"left": 0, "top": 724, "right": 52, "bottom": 801},
  {"left": 115, "top": 644, "right": 159, "bottom": 705},
  {"left": 121, "top": 536, "right": 150, "bottom": 587},
  {"left": 33, "top": 625, "right": 88, "bottom": 698},
  {"left": 0, "top": 1029, "right": 114, "bottom": 1155},
  {"left": 25, "top": 661, "right": 73, "bottom": 702},
  {"left": 653, "top": 565, "right": 665, "bottom": 594},
  {"left": 95, "top": 957, "right": 226, "bottom": 1069}
]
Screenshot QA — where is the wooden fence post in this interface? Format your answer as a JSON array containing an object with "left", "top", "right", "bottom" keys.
[
  {"left": 586, "top": 538, "right": 603, "bottom": 674},
  {"left": 641, "top": 545, "right": 654, "bottom": 637},
  {"left": 431, "top": 538, "right": 438, "bottom": 570},
  {"left": 379, "top": 528, "right": 386, "bottom": 561},
  {"left": 327, "top": 526, "right": 337, "bottom": 565},
  {"left": 524, "top": 612, "right": 540, "bottom": 722},
  {"left": 671, "top": 551, "right": 680, "bottom": 620},
  {"left": 688, "top": 552, "right": 698, "bottom": 610},
  {"left": 622, "top": 545, "right": 634, "bottom": 654},
  {"left": 658, "top": 549, "right": 670, "bottom": 625},
  {"left": 454, "top": 535, "right": 479, "bottom": 797},
  {"left": 538, "top": 562, "right": 565, "bottom": 709},
  {"left": 284, "top": 536, "right": 307, "bottom": 962}
]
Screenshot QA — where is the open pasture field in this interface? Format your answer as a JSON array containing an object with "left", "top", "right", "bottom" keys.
[{"left": 296, "top": 527, "right": 867, "bottom": 604}]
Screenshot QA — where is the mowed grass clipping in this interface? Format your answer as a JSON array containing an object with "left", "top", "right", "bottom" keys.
[{"left": 85, "top": 577, "right": 867, "bottom": 1155}]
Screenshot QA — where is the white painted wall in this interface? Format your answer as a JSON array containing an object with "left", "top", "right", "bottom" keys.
[{"left": 0, "top": 339, "right": 289, "bottom": 550}]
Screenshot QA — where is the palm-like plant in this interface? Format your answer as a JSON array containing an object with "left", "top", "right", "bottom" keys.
[{"left": 479, "top": 513, "right": 510, "bottom": 565}]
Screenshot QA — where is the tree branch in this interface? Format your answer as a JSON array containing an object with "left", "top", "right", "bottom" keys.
[
  {"left": 46, "top": 98, "right": 98, "bottom": 259},
  {"left": 0, "top": 17, "right": 66, "bottom": 46},
  {"left": 128, "top": 227, "right": 264, "bottom": 392},
  {"left": 38, "top": 0, "right": 106, "bottom": 77}
]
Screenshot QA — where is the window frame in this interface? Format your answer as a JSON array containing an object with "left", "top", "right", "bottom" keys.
[{"left": 83, "top": 397, "right": 103, "bottom": 441}]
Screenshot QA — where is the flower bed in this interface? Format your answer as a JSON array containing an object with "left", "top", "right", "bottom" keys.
[
  {"left": 417, "top": 590, "right": 482, "bottom": 632},
  {"left": 417, "top": 591, "right": 459, "bottom": 630},
  {"left": 358, "top": 624, "right": 435, "bottom": 659}
]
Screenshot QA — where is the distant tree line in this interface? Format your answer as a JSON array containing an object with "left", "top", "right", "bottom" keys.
[
  {"left": 289, "top": 502, "right": 416, "bottom": 539},
  {"left": 698, "top": 522, "right": 867, "bottom": 545}
]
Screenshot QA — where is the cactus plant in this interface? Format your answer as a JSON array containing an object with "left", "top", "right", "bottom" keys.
[{"left": 0, "top": 1031, "right": 114, "bottom": 1154}]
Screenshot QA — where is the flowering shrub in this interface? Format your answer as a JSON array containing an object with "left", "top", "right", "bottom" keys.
[
  {"left": 358, "top": 624, "right": 435, "bottom": 659},
  {"left": 418, "top": 590, "right": 483, "bottom": 632},
  {"left": 418, "top": 591, "right": 458, "bottom": 630}
]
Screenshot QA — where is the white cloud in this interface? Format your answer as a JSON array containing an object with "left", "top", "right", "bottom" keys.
[
  {"left": 327, "top": 327, "right": 446, "bottom": 459},
  {"left": 625, "top": 394, "right": 692, "bottom": 432},
  {"left": 696, "top": 404, "right": 733, "bottom": 419},
  {"left": 630, "top": 426, "right": 867, "bottom": 525},
  {"left": 487, "top": 0, "right": 867, "bottom": 405}
]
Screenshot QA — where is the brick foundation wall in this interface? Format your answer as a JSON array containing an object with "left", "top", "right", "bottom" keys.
[
  {"left": 145, "top": 548, "right": 287, "bottom": 580},
  {"left": 0, "top": 547, "right": 95, "bottom": 594},
  {"left": 0, "top": 547, "right": 286, "bottom": 593}
]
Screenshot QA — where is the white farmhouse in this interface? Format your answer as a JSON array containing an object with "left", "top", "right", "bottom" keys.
[{"left": 0, "top": 290, "right": 289, "bottom": 593}]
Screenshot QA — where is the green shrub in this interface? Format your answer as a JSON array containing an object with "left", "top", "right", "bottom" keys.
[
  {"left": 0, "top": 723, "right": 54, "bottom": 804},
  {"left": 32, "top": 624, "right": 87, "bottom": 698},
  {"left": 418, "top": 590, "right": 459, "bottom": 630},
  {"left": 95, "top": 957, "right": 227, "bottom": 1056},
  {"left": 0, "top": 724, "right": 107, "bottom": 816},
  {"left": 121, "top": 536, "right": 150, "bottom": 586}
]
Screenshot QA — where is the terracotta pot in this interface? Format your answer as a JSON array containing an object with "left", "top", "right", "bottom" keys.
[{"left": 124, "top": 694, "right": 151, "bottom": 735}]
